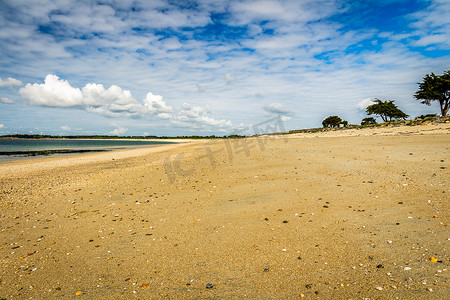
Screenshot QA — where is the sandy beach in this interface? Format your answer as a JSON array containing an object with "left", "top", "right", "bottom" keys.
[{"left": 0, "top": 124, "right": 449, "bottom": 299}]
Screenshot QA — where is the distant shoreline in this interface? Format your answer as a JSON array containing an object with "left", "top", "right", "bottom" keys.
[
  {"left": 0, "top": 139, "right": 178, "bottom": 162},
  {"left": 1, "top": 116, "right": 448, "bottom": 140},
  {"left": 0, "top": 148, "right": 108, "bottom": 156}
]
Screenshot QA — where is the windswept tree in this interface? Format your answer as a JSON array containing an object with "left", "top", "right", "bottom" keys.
[
  {"left": 366, "top": 99, "right": 409, "bottom": 122},
  {"left": 361, "top": 117, "right": 377, "bottom": 125},
  {"left": 414, "top": 70, "right": 450, "bottom": 117},
  {"left": 322, "top": 116, "right": 342, "bottom": 128}
]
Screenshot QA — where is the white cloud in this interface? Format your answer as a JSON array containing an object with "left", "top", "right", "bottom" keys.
[
  {"left": 414, "top": 34, "right": 448, "bottom": 47},
  {"left": 60, "top": 125, "right": 71, "bottom": 131},
  {"left": 0, "top": 77, "right": 23, "bottom": 88},
  {"left": 228, "top": 0, "right": 339, "bottom": 25},
  {"left": 82, "top": 83, "right": 143, "bottom": 117},
  {"left": 171, "top": 102, "right": 232, "bottom": 129},
  {"left": 143, "top": 92, "right": 173, "bottom": 115},
  {"left": 263, "top": 103, "right": 292, "bottom": 115},
  {"left": 19, "top": 74, "right": 166, "bottom": 118},
  {"left": 408, "top": 0, "right": 450, "bottom": 49},
  {"left": 49, "top": 4, "right": 126, "bottom": 34},
  {"left": 357, "top": 98, "right": 375, "bottom": 110},
  {"left": 0, "top": 124, "right": 4, "bottom": 129},
  {"left": 19, "top": 74, "right": 233, "bottom": 131},
  {"left": 0, "top": 97, "right": 15, "bottom": 104},
  {"left": 109, "top": 126, "right": 128, "bottom": 136},
  {"left": 157, "top": 113, "right": 172, "bottom": 119},
  {"left": 20, "top": 74, "right": 83, "bottom": 107},
  {"left": 130, "top": 3, "right": 212, "bottom": 29}
]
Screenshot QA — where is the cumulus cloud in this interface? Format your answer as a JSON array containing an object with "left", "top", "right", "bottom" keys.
[
  {"left": 82, "top": 83, "right": 143, "bottom": 117},
  {"left": 19, "top": 74, "right": 170, "bottom": 118},
  {"left": 20, "top": 75, "right": 83, "bottom": 107},
  {"left": 357, "top": 98, "right": 375, "bottom": 110},
  {"left": 0, "top": 97, "right": 15, "bottom": 104},
  {"left": 60, "top": 125, "right": 71, "bottom": 131},
  {"left": 19, "top": 74, "right": 232, "bottom": 130},
  {"left": 143, "top": 92, "right": 173, "bottom": 115},
  {"left": 109, "top": 126, "right": 128, "bottom": 136},
  {"left": 0, "top": 124, "right": 4, "bottom": 129},
  {"left": 0, "top": 77, "right": 23, "bottom": 88},
  {"left": 157, "top": 113, "right": 172, "bottom": 120},
  {"left": 20, "top": 75, "right": 148, "bottom": 117}
]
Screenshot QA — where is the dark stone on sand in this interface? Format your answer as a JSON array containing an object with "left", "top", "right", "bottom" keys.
[
  {"left": 206, "top": 283, "right": 214, "bottom": 289},
  {"left": 264, "top": 267, "right": 270, "bottom": 272},
  {"left": 376, "top": 264, "right": 384, "bottom": 268},
  {"left": 283, "top": 220, "right": 288, "bottom": 223}
]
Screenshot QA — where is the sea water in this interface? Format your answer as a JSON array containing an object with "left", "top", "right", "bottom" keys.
[{"left": 0, "top": 139, "right": 174, "bottom": 161}]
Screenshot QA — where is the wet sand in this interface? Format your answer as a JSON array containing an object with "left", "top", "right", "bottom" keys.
[{"left": 0, "top": 124, "right": 448, "bottom": 299}]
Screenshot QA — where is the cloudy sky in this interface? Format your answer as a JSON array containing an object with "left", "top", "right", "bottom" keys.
[{"left": 0, "top": 0, "right": 449, "bottom": 136}]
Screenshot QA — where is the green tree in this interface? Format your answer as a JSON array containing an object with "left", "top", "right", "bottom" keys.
[
  {"left": 414, "top": 70, "right": 450, "bottom": 117},
  {"left": 322, "top": 115, "right": 342, "bottom": 128},
  {"left": 366, "top": 99, "right": 409, "bottom": 122},
  {"left": 361, "top": 117, "right": 377, "bottom": 125}
]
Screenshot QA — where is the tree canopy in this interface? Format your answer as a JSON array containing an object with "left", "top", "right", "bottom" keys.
[
  {"left": 366, "top": 99, "right": 409, "bottom": 122},
  {"left": 322, "top": 115, "right": 342, "bottom": 128},
  {"left": 414, "top": 70, "right": 450, "bottom": 117},
  {"left": 361, "top": 117, "right": 377, "bottom": 125}
]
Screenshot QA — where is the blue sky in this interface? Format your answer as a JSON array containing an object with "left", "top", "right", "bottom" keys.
[{"left": 0, "top": 0, "right": 449, "bottom": 136}]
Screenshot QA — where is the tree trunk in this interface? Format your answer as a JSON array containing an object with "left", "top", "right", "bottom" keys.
[{"left": 440, "top": 99, "right": 449, "bottom": 117}]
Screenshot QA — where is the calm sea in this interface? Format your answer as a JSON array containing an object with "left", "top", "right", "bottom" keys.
[{"left": 0, "top": 139, "right": 174, "bottom": 161}]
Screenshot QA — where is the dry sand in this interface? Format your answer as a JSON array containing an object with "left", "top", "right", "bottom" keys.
[{"left": 0, "top": 124, "right": 449, "bottom": 299}]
